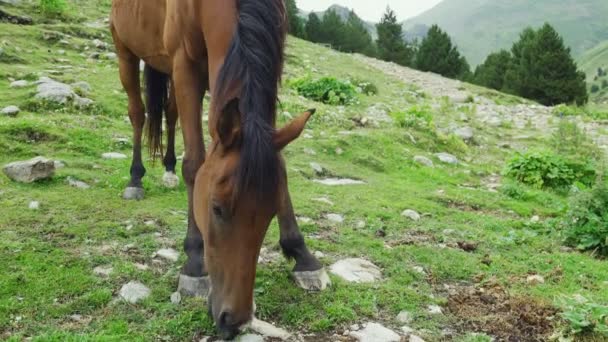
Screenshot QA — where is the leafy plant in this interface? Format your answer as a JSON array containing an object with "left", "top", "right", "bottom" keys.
[
  {"left": 349, "top": 77, "right": 378, "bottom": 95},
  {"left": 560, "top": 179, "right": 608, "bottom": 256},
  {"left": 559, "top": 296, "right": 608, "bottom": 336},
  {"left": 290, "top": 77, "right": 357, "bottom": 105},
  {"left": 504, "top": 151, "right": 595, "bottom": 189},
  {"left": 392, "top": 104, "right": 434, "bottom": 130},
  {"left": 39, "top": 0, "right": 68, "bottom": 16}
]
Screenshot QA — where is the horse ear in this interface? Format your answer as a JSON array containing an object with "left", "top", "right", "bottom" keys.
[
  {"left": 274, "top": 109, "right": 315, "bottom": 150},
  {"left": 217, "top": 98, "right": 242, "bottom": 148}
]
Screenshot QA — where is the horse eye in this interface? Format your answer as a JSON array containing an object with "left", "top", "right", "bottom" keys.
[{"left": 212, "top": 204, "right": 223, "bottom": 218}]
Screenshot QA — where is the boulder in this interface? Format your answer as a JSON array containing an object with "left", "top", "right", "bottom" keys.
[{"left": 3, "top": 157, "right": 55, "bottom": 183}]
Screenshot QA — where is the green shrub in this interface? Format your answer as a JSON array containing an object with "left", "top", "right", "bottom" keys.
[
  {"left": 560, "top": 179, "right": 608, "bottom": 256},
  {"left": 591, "top": 84, "right": 600, "bottom": 93},
  {"left": 504, "top": 151, "right": 595, "bottom": 189},
  {"left": 552, "top": 104, "right": 608, "bottom": 120},
  {"left": 39, "top": 0, "right": 68, "bottom": 16},
  {"left": 392, "top": 104, "right": 434, "bottom": 130},
  {"left": 290, "top": 77, "right": 357, "bottom": 105},
  {"left": 349, "top": 77, "right": 378, "bottom": 95},
  {"left": 559, "top": 296, "right": 608, "bottom": 336}
]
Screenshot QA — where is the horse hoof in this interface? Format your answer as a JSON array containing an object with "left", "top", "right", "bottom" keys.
[
  {"left": 178, "top": 274, "right": 210, "bottom": 297},
  {"left": 123, "top": 187, "right": 144, "bottom": 200},
  {"left": 293, "top": 268, "right": 331, "bottom": 291},
  {"left": 162, "top": 171, "right": 179, "bottom": 189}
]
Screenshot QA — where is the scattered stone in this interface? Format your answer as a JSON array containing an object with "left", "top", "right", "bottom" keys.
[
  {"left": 93, "top": 266, "right": 113, "bottom": 277},
  {"left": 410, "top": 334, "right": 426, "bottom": 342},
  {"left": 356, "top": 220, "right": 366, "bottom": 229},
  {"left": 1, "top": 105, "right": 20, "bottom": 117},
  {"left": 54, "top": 160, "right": 66, "bottom": 169},
  {"left": 396, "top": 311, "right": 412, "bottom": 324},
  {"left": 412, "top": 266, "right": 426, "bottom": 275},
  {"left": 530, "top": 215, "right": 540, "bottom": 223},
  {"left": 526, "top": 274, "right": 545, "bottom": 285},
  {"left": 428, "top": 305, "right": 443, "bottom": 314},
  {"left": 401, "top": 209, "right": 421, "bottom": 221},
  {"left": 435, "top": 153, "right": 459, "bottom": 165},
  {"left": 104, "top": 52, "right": 117, "bottom": 60},
  {"left": 3, "top": 157, "right": 55, "bottom": 183},
  {"left": 401, "top": 325, "right": 414, "bottom": 335},
  {"left": 119, "top": 281, "right": 150, "bottom": 304},
  {"left": 325, "top": 213, "right": 344, "bottom": 224},
  {"left": 303, "top": 148, "right": 316, "bottom": 155},
  {"left": 10, "top": 80, "right": 28, "bottom": 88},
  {"left": 74, "top": 96, "right": 94, "bottom": 108},
  {"left": 454, "top": 126, "right": 474, "bottom": 141},
  {"left": 28, "top": 201, "right": 40, "bottom": 210},
  {"left": 330, "top": 258, "right": 381, "bottom": 283},
  {"left": 35, "top": 77, "right": 75, "bottom": 104},
  {"left": 92, "top": 39, "right": 107, "bottom": 49},
  {"left": 170, "top": 291, "right": 181, "bottom": 304},
  {"left": 102, "top": 152, "right": 127, "bottom": 160},
  {"left": 133, "top": 263, "right": 149, "bottom": 271},
  {"left": 67, "top": 177, "right": 90, "bottom": 189},
  {"left": 310, "top": 162, "right": 324, "bottom": 175},
  {"left": 313, "top": 196, "right": 334, "bottom": 206},
  {"left": 155, "top": 248, "right": 179, "bottom": 262},
  {"left": 250, "top": 318, "right": 291, "bottom": 340},
  {"left": 239, "top": 334, "right": 264, "bottom": 342},
  {"left": 349, "top": 322, "right": 400, "bottom": 342},
  {"left": 414, "top": 155, "right": 434, "bottom": 167},
  {"left": 314, "top": 251, "right": 325, "bottom": 258},
  {"left": 314, "top": 178, "right": 365, "bottom": 186},
  {"left": 335, "top": 147, "right": 344, "bottom": 155},
  {"left": 69, "top": 314, "right": 83, "bottom": 322},
  {"left": 71, "top": 81, "right": 91, "bottom": 94}
]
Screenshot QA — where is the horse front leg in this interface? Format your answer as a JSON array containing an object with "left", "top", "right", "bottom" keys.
[{"left": 162, "top": 85, "right": 180, "bottom": 189}]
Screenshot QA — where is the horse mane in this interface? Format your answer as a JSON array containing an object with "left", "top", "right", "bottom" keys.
[{"left": 214, "top": 0, "right": 287, "bottom": 201}]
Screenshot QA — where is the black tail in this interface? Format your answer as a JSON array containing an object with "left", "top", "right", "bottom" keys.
[{"left": 144, "top": 64, "right": 168, "bottom": 160}]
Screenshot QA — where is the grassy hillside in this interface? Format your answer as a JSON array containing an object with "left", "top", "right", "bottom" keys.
[
  {"left": 579, "top": 40, "right": 608, "bottom": 104},
  {"left": 404, "top": 0, "right": 608, "bottom": 66},
  {"left": 1, "top": 0, "right": 608, "bottom": 341}
]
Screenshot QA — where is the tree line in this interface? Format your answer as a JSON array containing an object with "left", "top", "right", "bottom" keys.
[{"left": 286, "top": 0, "right": 588, "bottom": 106}]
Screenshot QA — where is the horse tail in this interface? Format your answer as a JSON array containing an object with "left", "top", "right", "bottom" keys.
[
  {"left": 144, "top": 64, "right": 168, "bottom": 160},
  {"left": 215, "top": 0, "right": 287, "bottom": 200}
]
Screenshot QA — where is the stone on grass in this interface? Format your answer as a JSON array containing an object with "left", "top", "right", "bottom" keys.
[
  {"left": 413, "top": 156, "right": 434, "bottom": 168},
  {"left": 349, "top": 322, "right": 400, "bottom": 342},
  {"left": 526, "top": 274, "right": 545, "bottom": 285},
  {"left": 74, "top": 96, "right": 94, "bottom": 108},
  {"left": 310, "top": 162, "right": 324, "bottom": 175},
  {"left": 325, "top": 213, "right": 344, "bottom": 224},
  {"left": 401, "top": 325, "right": 414, "bottom": 335},
  {"left": 102, "top": 152, "right": 127, "bottom": 160},
  {"left": 250, "top": 318, "right": 291, "bottom": 340},
  {"left": 330, "top": 258, "right": 381, "bottom": 283},
  {"left": 410, "top": 335, "right": 426, "bottom": 342},
  {"left": 35, "top": 77, "right": 75, "bottom": 104},
  {"left": 428, "top": 305, "right": 443, "bottom": 314},
  {"left": 170, "top": 291, "right": 181, "bottom": 304},
  {"left": 401, "top": 209, "right": 421, "bottom": 221},
  {"left": 239, "top": 334, "right": 264, "bottom": 342},
  {"left": 155, "top": 248, "right": 179, "bottom": 262},
  {"left": 3, "top": 157, "right": 55, "bottom": 183},
  {"left": 397, "top": 310, "right": 412, "bottom": 323},
  {"left": 71, "top": 81, "right": 91, "bottom": 94},
  {"left": 29, "top": 201, "right": 40, "bottom": 210},
  {"left": 10, "top": 80, "right": 28, "bottom": 88},
  {"left": 313, "top": 197, "right": 334, "bottom": 206},
  {"left": 1, "top": 105, "right": 20, "bottom": 117},
  {"left": 435, "top": 153, "right": 459, "bottom": 165},
  {"left": 67, "top": 177, "right": 90, "bottom": 189},
  {"left": 454, "top": 127, "right": 474, "bottom": 141},
  {"left": 93, "top": 266, "right": 113, "bottom": 277},
  {"left": 314, "top": 178, "right": 365, "bottom": 186},
  {"left": 119, "top": 281, "right": 150, "bottom": 304}
]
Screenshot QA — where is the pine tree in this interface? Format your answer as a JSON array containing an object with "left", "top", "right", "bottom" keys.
[
  {"left": 342, "top": 11, "right": 376, "bottom": 56},
  {"left": 319, "top": 9, "right": 347, "bottom": 48},
  {"left": 305, "top": 13, "right": 322, "bottom": 43},
  {"left": 474, "top": 50, "right": 512, "bottom": 90},
  {"left": 376, "top": 7, "right": 413, "bottom": 66},
  {"left": 285, "top": 0, "right": 305, "bottom": 38},
  {"left": 415, "top": 25, "right": 469, "bottom": 79}
]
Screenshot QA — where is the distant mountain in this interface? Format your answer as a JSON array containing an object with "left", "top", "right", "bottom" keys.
[
  {"left": 404, "top": 0, "right": 608, "bottom": 66},
  {"left": 299, "top": 4, "right": 378, "bottom": 39},
  {"left": 579, "top": 40, "right": 608, "bottom": 103}
]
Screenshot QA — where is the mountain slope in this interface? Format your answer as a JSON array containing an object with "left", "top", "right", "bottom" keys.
[
  {"left": 579, "top": 40, "right": 608, "bottom": 103},
  {"left": 299, "top": 4, "right": 377, "bottom": 38},
  {"left": 404, "top": 0, "right": 608, "bottom": 66}
]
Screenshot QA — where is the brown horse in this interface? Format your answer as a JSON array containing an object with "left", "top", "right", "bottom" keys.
[{"left": 110, "top": 0, "right": 330, "bottom": 338}]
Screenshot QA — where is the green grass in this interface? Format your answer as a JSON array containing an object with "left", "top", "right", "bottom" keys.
[{"left": 1, "top": 1, "right": 608, "bottom": 341}]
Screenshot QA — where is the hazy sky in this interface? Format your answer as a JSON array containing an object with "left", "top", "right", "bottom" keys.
[{"left": 298, "top": 0, "right": 443, "bottom": 22}]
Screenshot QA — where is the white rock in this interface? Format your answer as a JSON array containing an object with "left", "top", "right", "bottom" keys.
[
  {"left": 428, "top": 305, "right": 443, "bottom": 314},
  {"left": 310, "top": 162, "right": 324, "bottom": 174},
  {"left": 1, "top": 105, "right": 20, "bottom": 116},
  {"left": 435, "top": 153, "right": 459, "bottom": 165},
  {"left": 349, "top": 322, "right": 400, "bottom": 342},
  {"left": 119, "top": 281, "right": 150, "bottom": 304},
  {"left": 10, "top": 80, "right": 28, "bottom": 88},
  {"left": 133, "top": 263, "right": 149, "bottom": 271},
  {"left": 28, "top": 201, "right": 40, "bottom": 210},
  {"left": 104, "top": 52, "right": 117, "bottom": 60},
  {"left": 410, "top": 334, "right": 426, "bottom": 342},
  {"left": 313, "top": 197, "right": 334, "bottom": 206},
  {"left": 67, "top": 177, "right": 90, "bottom": 189},
  {"left": 71, "top": 81, "right": 91, "bottom": 94},
  {"left": 314, "top": 251, "right": 325, "bottom": 258},
  {"left": 413, "top": 156, "right": 434, "bottom": 168},
  {"left": 325, "top": 213, "right": 344, "bottom": 223},
  {"left": 454, "top": 127, "right": 474, "bottom": 141},
  {"left": 3, "top": 157, "right": 55, "bottom": 183},
  {"left": 526, "top": 274, "right": 545, "bottom": 285},
  {"left": 314, "top": 178, "right": 365, "bottom": 186},
  {"left": 396, "top": 311, "right": 412, "bottom": 323},
  {"left": 170, "top": 291, "right": 181, "bottom": 304},
  {"left": 356, "top": 220, "right": 366, "bottom": 229},
  {"left": 102, "top": 152, "right": 127, "bottom": 160},
  {"left": 401, "top": 209, "right": 421, "bottom": 221},
  {"left": 239, "top": 334, "right": 264, "bottom": 342},
  {"left": 401, "top": 325, "right": 414, "bottom": 335},
  {"left": 54, "top": 160, "right": 66, "bottom": 169},
  {"left": 330, "top": 258, "right": 381, "bottom": 283},
  {"left": 35, "top": 77, "right": 75, "bottom": 103},
  {"left": 250, "top": 318, "right": 291, "bottom": 340},
  {"left": 74, "top": 96, "right": 94, "bottom": 108},
  {"left": 303, "top": 148, "right": 316, "bottom": 155},
  {"left": 93, "top": 266, "right": 113, "bottom": 277},
  {"left": 155, "top": 248, "right": 179, "bottom": 262},
  {"left": 530, "top": 215, "right": 540, "bottom": 223}
]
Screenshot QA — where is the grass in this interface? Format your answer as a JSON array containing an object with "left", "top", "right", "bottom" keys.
[{"left": 1, "top": 1, "right": 608, "bottom": 341}]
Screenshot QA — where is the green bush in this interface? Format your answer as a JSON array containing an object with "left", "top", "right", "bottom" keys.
[
  {"left": 559, "top": 296, "right": 608, "bottom": 336},
  {"left": 552, "top": 104, "right": 608, "bottom": 120},
  {"left": 591, "top": 84, "right": 600, "bottom": 93},
  {"left": 349, "top": 78, "right": 378, "bottom": 95},
  {"left": 290, "top": 77, "right": 357, "bottom": 105},
  {"left": 561, "top": 179, "right": 608, "bottom": 256},
  {"left": 39, "top": 0, "right": 68, "bottom": 16},
  {"left": 392, "top": 104, "right": 434, "bottom": 130},
  {"left": 504, "top": 151, "right": 595, "bottom": 189}
]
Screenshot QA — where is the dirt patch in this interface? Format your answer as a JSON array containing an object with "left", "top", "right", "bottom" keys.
[{"left": 446, "top": 280, "right": 558, "bottom": 341}]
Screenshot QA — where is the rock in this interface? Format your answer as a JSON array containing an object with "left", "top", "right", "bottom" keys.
[
  {"left": 410, "top": 335, "right": 426, "bottom": 342},
  {"left": 134, "top": 263, "right": 149, "bottom": 271},
  {"left": 71, "top": 81, "right": 92, "bottom": 94},
  {"left": 365, "top": 104, "right": 393, "bottom": 124},
  {"left": 10, "top": 80, "right": 28, "bottom": 88},
  {"left": 250, "top": 318, "right": 291, "bottom": 340},
  {"left": 102, "top": 152, "right": 127, "bottom": 160},
  {"left": 1, "top": 105, "right": 20, "bottom": 117},
  {"left": 325, "top": 213, "right": 344, "bottom": 223},
  {"left": 435, "top": 153, "right": 458, "bottom": 165},
  {"left": 401, "top": 325, "right": 414, "bottom": 335},
  {"left": 170, "top": 291, "right": 181, "bottom": 304},
  {"left": 313, "top": 197, "right": 334, "bottom": 206},
  {"left": 401, "top": 209, "right": 421, "bottom": 221},
  {"left": 314, "top": 251, "right": 325, "bottom": 258},
  {"left": 454, "top": 127, "right": 474, "bottom": 141},
  {"left": 155, "top": 248, "right": 179, "bottom": 262},
  {"left": 3, "top": 157, "right": 55, "bottom": 183},
  {"left": 413, "top": 156, "right": 434, "bottom": 168},
  {"left": 530, "top": 215, "right": 540, "bottom": 223},
  {"left": 239, "top": 334, "right": 264, "bottom": 342},
  {"left": 303, "top": 148, "right": 316, "bottom": 155},
  {"left": 35, "top": 77, "right": 75, "bottom": 104},
  {"left": 526, "top": 274, "right": 545, "bottom": 285},
  {"left": 412, "top": 266, "right": 426, "bottom": 275},
  {"left": 349, "top": 322, "right": 400, "bottom": 342},
  {"left": 428, "top": 305, "right": 442, "bottom": 314},
  {"left": 330, "top": 258, "right": 381, "bottom": 283},
  {"left": 67, "top": 177, "right": 90, "bottom": 189},
  {"left": 310, "top": 162, "right": 324, "bottom": 175},
  {"left": 74, "top": 96, "right": 94, "bottom": 108},
  {"left": 104, "top": 52, "right": 117, "bottom": 60},
  {"left": 355, "top": 220, "right": 366, "bottom": 229},
  {"left": 396, "top": 311, "right": 412, "bottom": 324},
  {"left": 119, "top": 281, "right": 150, "bottom": 304},
  {"left": 54, "top": 160, "right": 66, "bottom": 169},
  {"left": 93, "top": 266, "right": 113, "bottom": 277},
  {"left": 28, "top": 201, "right": 40, "bottom": 210},
  {"left": 314, "top": 178, "right": 365, "bottom": 186},
  {"left": 92, "top": 39, "right": 107, "bottom": 49}
]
